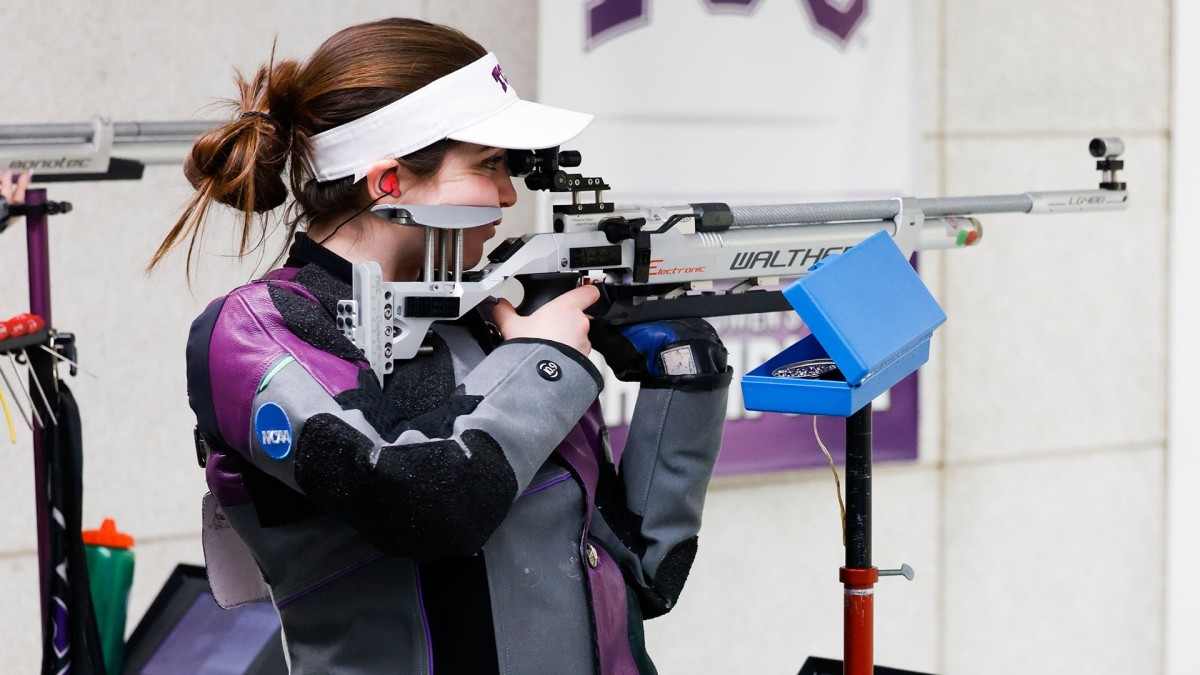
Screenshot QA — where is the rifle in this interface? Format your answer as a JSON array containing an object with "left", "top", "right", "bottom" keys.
[{"left": 340, "top": 138, "right": 1129, "bottom": 384}]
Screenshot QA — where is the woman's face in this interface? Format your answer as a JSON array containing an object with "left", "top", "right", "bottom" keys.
[{"left": 403, "top": 143, "right": 517, "bottom": 268}]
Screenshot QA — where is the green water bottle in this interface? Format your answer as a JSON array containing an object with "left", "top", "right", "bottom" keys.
[{"left": 82, "top": 518, "right": 135, "bottom": 675}]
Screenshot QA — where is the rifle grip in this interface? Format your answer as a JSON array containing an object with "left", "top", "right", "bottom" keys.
[{"left": 514, "top": 273, "right": 585, "bottom": 315}]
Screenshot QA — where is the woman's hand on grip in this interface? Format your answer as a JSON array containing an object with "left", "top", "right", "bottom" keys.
[{"left": 492, "top": 284, "right": 599, "bottom": 356}]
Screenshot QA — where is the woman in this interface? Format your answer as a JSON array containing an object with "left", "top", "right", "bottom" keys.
[{"left": 151, "top": 18, "right": 729, "bottom": 674}]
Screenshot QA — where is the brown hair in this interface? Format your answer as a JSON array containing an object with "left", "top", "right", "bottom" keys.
[{"left": 148, "top": 18, "right": 487, "bottom": 275}]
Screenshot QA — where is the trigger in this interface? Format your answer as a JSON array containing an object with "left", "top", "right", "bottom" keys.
[{"left": 586, "top": 283, "right": 612, "bottom": 318}]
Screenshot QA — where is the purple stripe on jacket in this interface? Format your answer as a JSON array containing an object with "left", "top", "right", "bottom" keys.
[
  {"left": 555, "top": 402, "right": 639, "bottom": 674},
  {"left": 276, "top": 553, "right": 384, "bottom": 608},
  {"left": 521, "top": 472, "right": 571, "bottom": 497},
  {"left": 208, "top": 281, "right": 365, "bottom": 457}
]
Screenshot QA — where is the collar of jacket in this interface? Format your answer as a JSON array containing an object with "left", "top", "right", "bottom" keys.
[{"left": 283, "top": 233, "right": 354, "bottom": 284}]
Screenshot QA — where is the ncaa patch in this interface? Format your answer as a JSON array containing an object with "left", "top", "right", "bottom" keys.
[
  {"left": 536, "top": 360, "right": 562, "bottom": 382},
  {"left": 254, "top": 402, "right": 293, "bottom": 460}
]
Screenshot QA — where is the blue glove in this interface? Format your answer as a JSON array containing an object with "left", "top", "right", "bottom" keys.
[{"left": 589, "top": 318, "right": 731, "bottom": 389}]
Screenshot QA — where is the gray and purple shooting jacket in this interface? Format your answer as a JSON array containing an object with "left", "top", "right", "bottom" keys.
[{"left": 186, "top": 234, "right": 729, "bottom": 674}]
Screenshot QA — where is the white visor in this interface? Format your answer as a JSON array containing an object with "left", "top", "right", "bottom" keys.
[{"left": 309, "top": 52, "right": 593, "bottom": 182}]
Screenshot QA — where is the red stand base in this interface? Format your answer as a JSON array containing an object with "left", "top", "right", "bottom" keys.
[{"left": 840, "top": 566, "right": 879, "bottom": 675}]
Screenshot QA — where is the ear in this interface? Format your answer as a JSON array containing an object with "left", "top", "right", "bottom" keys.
[{"left": 363, "top": 159, "right": 416, "bottom": 201}]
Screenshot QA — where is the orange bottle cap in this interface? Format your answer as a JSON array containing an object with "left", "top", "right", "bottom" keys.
[{"left": 82, "top": 518, "right": 134, "bottom": 549}]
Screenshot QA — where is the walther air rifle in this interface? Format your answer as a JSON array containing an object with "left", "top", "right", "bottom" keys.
[{"left": 339, "top": 139, "right": 1129, "bottom": 384}]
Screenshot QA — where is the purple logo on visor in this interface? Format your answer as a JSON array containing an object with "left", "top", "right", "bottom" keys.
[
  {"left": 585, "top": 0, "right": 868, "bottom": 49},
  {"left": 492, "top": 65, "right": 509, "bottom": 92}
]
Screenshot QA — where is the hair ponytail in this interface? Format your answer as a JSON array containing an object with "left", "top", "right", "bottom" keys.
[
  {"left": 149, "top": 18, "right": 487, "bottom": 277},
  {"left": 148, "top": 53, "right": 300, "bottom": 275}
]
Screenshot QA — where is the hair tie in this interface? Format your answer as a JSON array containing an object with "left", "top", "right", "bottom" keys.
[
  {"left": 238, "top": 110, "right": 295, "bottom": 159},
  {"left": 240, "top": 110, "right": 279, "bottom": 126}
]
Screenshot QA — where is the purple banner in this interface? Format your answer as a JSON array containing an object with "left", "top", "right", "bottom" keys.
[
  {"left": 712, "top": 372, "right": 917, "bottom": 476},
  {"left": 604, "top": 310, "right": 919, "bottom": 476},
  {"left": 586, "top": 0, "right": 869, "bottom": 49}
]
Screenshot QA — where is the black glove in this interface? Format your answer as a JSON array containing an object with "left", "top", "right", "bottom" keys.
[{"left": 589, "top": 318, "right": 732, "bottom": 390}]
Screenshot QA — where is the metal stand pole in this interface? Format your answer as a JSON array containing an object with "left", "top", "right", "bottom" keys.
[
  {"left": 841, "top": 402, "right": 877, "bottom": 675},
  {"left": 25, "top": 187, "right": 52, "bottom": 629}
]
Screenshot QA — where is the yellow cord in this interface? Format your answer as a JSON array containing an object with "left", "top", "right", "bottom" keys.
[
  {"left": 0, "top": 385, "right": 16, "bottom": 443},
  {"left": 813, "top": 416, "right": 847, "bottom": 546}
]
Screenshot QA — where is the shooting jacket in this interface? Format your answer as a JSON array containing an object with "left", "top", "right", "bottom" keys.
[{"left": 187, "top": 234, "right": 729, "bottom": 674}]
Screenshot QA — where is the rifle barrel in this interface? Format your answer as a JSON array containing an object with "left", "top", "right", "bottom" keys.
[{"left": 728, "top": 194, "right": 1033, "bottom": 227}]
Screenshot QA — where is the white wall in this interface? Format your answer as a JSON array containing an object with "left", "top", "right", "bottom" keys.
[
  {"left": 643, "top": 1, "right": 1172, "bottom": 674},
  {"left": 1167, "top": 1, "right": 1199, "bottom": 673},
  {"left": 0, "top": 1, "right": 1176, "bottom": 674}
]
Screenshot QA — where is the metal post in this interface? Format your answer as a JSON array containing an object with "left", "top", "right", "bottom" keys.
[
  {"left": 840, "top": 402, "right": 877, "bottom": 675},
  {"left": 424, "top": 227, "right": 437, "bottom": 283},
  {"left": 24, "top": 187, "right": 52, "bottom": 628},
  {"left": 845, "top": 403, "right": 872, "bottom": 568},
  {"left": 439, "top": 228, "right": 450, "bottom": 282},
  {"left": 453, "top": 230, "right": 464, "bottom": 283}
]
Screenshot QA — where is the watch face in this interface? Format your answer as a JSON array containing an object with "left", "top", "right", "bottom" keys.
[{"left": 771, "top": 358, "right": 844, "bottom": 381}]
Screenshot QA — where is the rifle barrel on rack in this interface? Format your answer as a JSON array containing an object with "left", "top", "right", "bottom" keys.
[
  {"left": 0, "top": 121, "right": 217, "bottom": 145},
  {"left": 0, "top": 120, "right": 220, "bottom": 175}
]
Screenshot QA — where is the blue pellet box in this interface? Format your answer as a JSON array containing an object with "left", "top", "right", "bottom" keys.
[{"left": 741, "top": 230, "right": 947, "bottom": 418}]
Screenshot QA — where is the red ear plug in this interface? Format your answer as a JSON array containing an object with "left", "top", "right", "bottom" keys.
[{"left": 379, "top": 171, "right": 399, "bottom": 197}]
